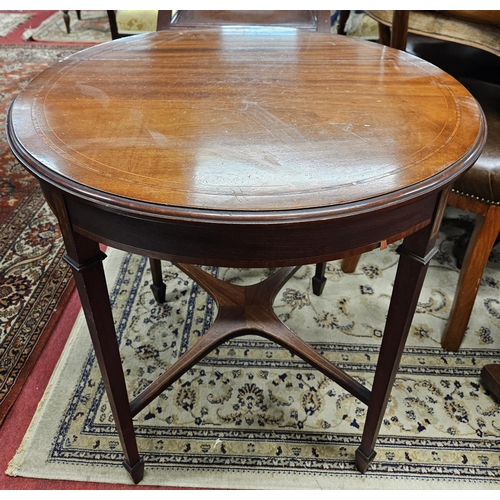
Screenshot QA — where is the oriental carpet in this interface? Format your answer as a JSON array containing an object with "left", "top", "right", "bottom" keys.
[
  {"left": 19, "top": 10, "right": 156, "bottom": 44},
  {"left": 0, "top": 44, "right": 88, "bottom": 425},
  {"left": 22, "top": 10, "right": 112, "bottom": 44},
  {"left": 7, "top": 213, "right": 500, "bottom": 488}
]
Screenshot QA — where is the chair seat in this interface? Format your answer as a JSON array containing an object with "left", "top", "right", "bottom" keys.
[
  {"left": 366, "top": 10, "right": 500, "bottom": 57},
  {"left": 452, "top": 79, "right": 500, "bottom": 204}
]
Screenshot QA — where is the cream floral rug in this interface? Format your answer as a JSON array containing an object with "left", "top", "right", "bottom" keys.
[
  {"left": 23, "top": 10, "right": 113, "bottom": 43},
  {"left": 7, "top": 208, "right": 500, "bottom": 489},
  {"left": 23, "top": 10, "right": 159, "bottom": 43}
]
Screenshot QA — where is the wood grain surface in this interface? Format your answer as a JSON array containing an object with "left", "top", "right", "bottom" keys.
[{"left": 9, "top": 28, "right": 485, "bottom": 222}]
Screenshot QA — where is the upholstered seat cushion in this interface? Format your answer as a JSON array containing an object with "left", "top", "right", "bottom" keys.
[
  {"left": 452, "top": 79, "right": 500, "bottom": 204},
  {"left": 366, "top": 10, "right": 500, "bottom": 57}
]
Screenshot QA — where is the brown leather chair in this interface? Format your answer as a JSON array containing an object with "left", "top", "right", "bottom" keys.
[{"left": 338, "top": 10, "right": 500, "bottom": 354}]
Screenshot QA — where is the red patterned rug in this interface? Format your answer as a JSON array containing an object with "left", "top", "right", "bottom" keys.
[
  {"left": 23, "top": 10, "right": 112, "bottom": 44},
  {"left": 0, "top": 11, "right": 56, "bottom": 44},
  {"left": 0, "top": 44, "right": 91, "bottom": 425},
  {"left": 0, "top": 10, "right": 111, "bottom": 45}
]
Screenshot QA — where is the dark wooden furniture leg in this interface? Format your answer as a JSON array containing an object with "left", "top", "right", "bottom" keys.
[
  {"left": 337, "top": 10, "right": 350, "bottom": 35},
  {"left": 356, "top": 188, "right": 448, "bottom": 471},
  {"left": 389, "top": 11, "right": 409, "bottom": 50},
  {"left": 312, "top": 262, "right": 327, "bottom": 296},
  {"left": 481, "top": 364, "right": 500, "bottom": 402},
  {"left": 62, "top": 10, "right": 81, "bottom": 34},
  {"left": 156, "top": 10, "right": 172, "bottom": 31},
  {"left": 62, "top": 11, "right": 70, "bottom": 34},
  {"left": 40, "top": 184, "right": 144, "bottom": 484},
  {"left": 378, "top": 22, "right": 391, "bottom": 46},
  {"left": 149, "top": 258, "right": 166, "bottom": 303},
  {"left": 441, "top": 194, "right": 500, "bottom": 351},
  {"left": 107, "top": 10, "right": 120, "bottom": 40},
  {"left": 314, "top": 252, "right": 365, "bottom": 296}
]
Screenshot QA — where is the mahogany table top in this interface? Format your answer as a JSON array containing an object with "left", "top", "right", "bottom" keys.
[{"left": 9, "top": 28, "right": 485, "bottom": 223}]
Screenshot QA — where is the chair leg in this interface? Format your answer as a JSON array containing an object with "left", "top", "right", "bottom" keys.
[
  {"left": 481, "top": 364, "right": 500, "bottom": 402},
  {"left": 441, "top": 204, "right": 500, "bottom": 351},
  {"left": 337, "top": 10, "right": 350, "bottom": 35},
  {"left": 342, "top": 253, "right": 362, "bottom": 274},
  {"left": 312, "top": 262, "right": 327, "bottom": 296},
  {"left": 149, "top": 258, "right": 166, "bottom": 303},
  {"left": 62, "top": 11, "right": 70, "bottom": 34},
  {"left": 378, "top": 22, "right": 391, "bottom": 46},
  {"left": 107, "top": 10, "right": 120, "bottom": 40}
]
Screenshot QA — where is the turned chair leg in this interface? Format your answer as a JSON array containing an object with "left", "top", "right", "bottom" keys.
[
  {"left": 441, "top": 203, "right": 500, "bottom": 351},
  {"left": 149, "top": 258, "right": 166, "bottom": 303},
  {"left": 62, "top": 11, "right": 71, "bottom": 34},
  {"left": 62, "top": 10, "right": 82, "bottom": 34},
  {"left": 337, "top": 10, "right": 350, "bottom": 35}
]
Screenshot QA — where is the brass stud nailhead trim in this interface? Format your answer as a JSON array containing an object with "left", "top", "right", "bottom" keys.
[{"left": 451, "top": 188, "right": 500, "bottom": 206}]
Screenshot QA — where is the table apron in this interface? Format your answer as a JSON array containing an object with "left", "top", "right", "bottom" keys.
[{"left": 62, "top": 190, "right": 441, "bottom": 267}]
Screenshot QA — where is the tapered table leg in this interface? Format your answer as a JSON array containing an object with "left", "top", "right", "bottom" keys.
[
  {"left": 64, "top": 237, "right": 144, "bottom": 483},
  {"left": 355, "top": 224, "right": 440, "bottom": 472},
  {"left": 355, "top": 188, "right": 449, "bottom": 472},
  {"left": 41, "top": 185, "right": 144, "bottom": 484}
]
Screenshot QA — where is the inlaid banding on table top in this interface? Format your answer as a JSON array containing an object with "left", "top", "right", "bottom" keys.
[{"left": 11, "top": 29, "right": 484, "bottom": 215}]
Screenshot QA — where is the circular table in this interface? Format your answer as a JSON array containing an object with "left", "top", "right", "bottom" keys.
[{"left": 7, "top": 28, "right": 486, "bottom": 484}]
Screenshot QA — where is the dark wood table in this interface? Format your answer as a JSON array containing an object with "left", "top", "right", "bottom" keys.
[{"left": 7, "top": 28, "right": 485, "bottom": 484}]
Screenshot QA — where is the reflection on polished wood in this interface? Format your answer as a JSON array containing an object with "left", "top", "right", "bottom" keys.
[
  {"left": 7, "top": 29, "right": 485, "bottom": 483},
  {"left": 11, "top": 30, "right": 483, "bottom": 218}
]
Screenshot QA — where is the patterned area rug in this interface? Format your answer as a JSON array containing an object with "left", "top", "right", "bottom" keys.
[
  {"left": 24, "top": 10, "right": 377, "bottom": 45},
  {"left": 7, "top": 213, "right": 500, "bottom": 488},
  {"left": 0, "top": 11, "right": 32, "bottom": 37},
  {"left": 23, "top": 10, "right": 160, "bottom": 43},
  {"left": 0, "top": 45, "right": 87, "bottom": 424},
  {"left": 24, "top": 10, "right": 112, "bottom": 44}
]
